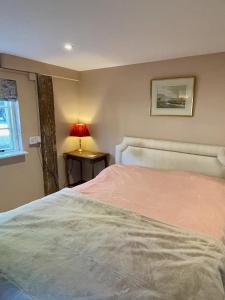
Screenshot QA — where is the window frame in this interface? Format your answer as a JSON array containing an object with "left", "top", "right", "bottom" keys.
[{"left": 0, "top": 98, "right": 24, "bottom": 156}]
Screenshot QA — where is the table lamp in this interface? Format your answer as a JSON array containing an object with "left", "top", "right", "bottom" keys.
[{"left": 70, "top": 123, "right": 90, "bottom": 152}]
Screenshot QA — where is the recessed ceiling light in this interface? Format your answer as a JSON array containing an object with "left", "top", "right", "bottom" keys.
[{"left": 64, "top": 43, "right": 73, "bottom": 51}]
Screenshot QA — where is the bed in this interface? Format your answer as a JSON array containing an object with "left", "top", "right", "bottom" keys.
[{"left": 0, "top": 137, "right": 225, "bottom": 300}]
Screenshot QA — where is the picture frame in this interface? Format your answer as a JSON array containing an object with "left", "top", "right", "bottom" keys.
[{"left": 150, "top": 77, "right": 195, "bottom": 116}]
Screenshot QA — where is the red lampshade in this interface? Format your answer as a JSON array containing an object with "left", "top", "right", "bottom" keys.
[{"left": 70, "top": 123, "right": 90, "bottom": 137}]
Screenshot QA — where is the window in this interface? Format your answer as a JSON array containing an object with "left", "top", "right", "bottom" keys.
[{"left": 0, "top": 99, "right": 23, "bottom": 155}]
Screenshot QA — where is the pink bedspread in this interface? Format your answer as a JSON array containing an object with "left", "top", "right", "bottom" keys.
[{"left": 74, "top": 164, "right": 225, "bottom": 240}]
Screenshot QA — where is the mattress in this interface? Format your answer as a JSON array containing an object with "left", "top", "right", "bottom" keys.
[
  {"left": 1, "top": 165, "right": 225, "bottom": 299},
  {"left": 74, "top": 164, "right": 225, "bottom": 240},
  {"left": 1, "top": 188, "right": 225, "bottom": 299}
]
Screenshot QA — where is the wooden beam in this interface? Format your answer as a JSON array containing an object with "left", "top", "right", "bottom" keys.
[{"left": 37, "top": 74, "right": 59, "bottom": 194}]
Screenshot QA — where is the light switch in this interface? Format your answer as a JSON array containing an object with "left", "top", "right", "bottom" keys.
[{"left": 29, "top": 136, "right": 41, "bottom": 145}]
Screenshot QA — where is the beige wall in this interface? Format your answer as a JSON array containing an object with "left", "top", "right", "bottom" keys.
[
  {"left": 0, "top": 53, "right": 80, "bottom": 81},
  {"left": 1, "top": 52, "right": 225, "bottom": 211},
  {"left": 53, "top": 78, "right": 80, "bottom": 188},
  {"left": 79, "top": 52, "right": 225, "bottom": 161},
  {"left": 0, "top": 69, "right": 79, "bottom": 211},
  {"left": 0, "top": 55, "right": 80, "bottom": 211},
  {"left": 0, "top": 69, "right": 44, "bottom": 211}
]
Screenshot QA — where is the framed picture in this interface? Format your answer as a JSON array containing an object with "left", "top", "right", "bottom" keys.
[{"left": 150, "top": 77, "right": 195, "bottom": 116}]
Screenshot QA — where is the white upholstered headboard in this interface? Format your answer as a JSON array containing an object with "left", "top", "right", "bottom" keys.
[{"left": 115, "top": 137, "right": 225, "bottom": 178}]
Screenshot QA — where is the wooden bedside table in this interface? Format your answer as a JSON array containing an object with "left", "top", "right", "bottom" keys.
[{"left": 64, "top": 150, "right": 109, "bottom": 187}]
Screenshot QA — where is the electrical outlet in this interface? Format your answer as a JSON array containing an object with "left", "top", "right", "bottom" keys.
[{"left": 29, "top": 136, "right": 41, "bottom": 145}]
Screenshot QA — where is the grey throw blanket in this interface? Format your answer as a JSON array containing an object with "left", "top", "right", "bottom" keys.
[{"left": 0, "top": 189, "right": 225, "bottom": 300}]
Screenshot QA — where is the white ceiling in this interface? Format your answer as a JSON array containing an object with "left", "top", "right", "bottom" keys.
[{"left": 0, "top": 0, "right": 225, "bottom": 71}]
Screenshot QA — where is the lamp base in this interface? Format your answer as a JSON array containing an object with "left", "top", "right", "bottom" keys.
[{"left": 77, "top": 148, "right": 83, "bottom": 152}]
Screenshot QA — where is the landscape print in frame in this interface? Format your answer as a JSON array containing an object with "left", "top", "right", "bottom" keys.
[{"left": 150, "top": 77, "right": 195, "bottom": 116}]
